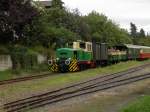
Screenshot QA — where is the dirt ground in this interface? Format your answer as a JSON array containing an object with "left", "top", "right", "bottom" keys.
[{"left": 25, "top": 68, "right": 150, "bottom": 112}]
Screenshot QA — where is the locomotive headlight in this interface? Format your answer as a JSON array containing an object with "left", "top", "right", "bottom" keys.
[
  {"left": 48, "top": 60, "right": 53, "bottom": 65},
  {"left": 65, "top": 59, "right": 71, "bottom": 65}
]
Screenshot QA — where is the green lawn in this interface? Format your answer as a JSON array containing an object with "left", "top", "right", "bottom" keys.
[
  {"left": 0, "top": 60, "right": 149, "bottom": 82},
  {"left": 0, "top": 70, "right": 13, "bottom": 81},
  {"left": 0, "top": 63, "right": 49, "bottom": 81},
  {"left": 121, "top": 96, "right": 150, "bottom": 112}
]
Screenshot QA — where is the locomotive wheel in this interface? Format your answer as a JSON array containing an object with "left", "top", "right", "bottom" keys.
[{"left": 79, "top": 64, "right": 86, "bottom": 71}]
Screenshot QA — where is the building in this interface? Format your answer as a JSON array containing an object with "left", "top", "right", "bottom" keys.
[{"left": 39, "top": 1, "right": 51, "bottom": 8}]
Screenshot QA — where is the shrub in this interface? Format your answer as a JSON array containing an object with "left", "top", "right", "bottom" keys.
[
  {"left": 0, "top": 46, "right": 9, "bottom": 54},
  {"left": 10, "top": 46, "right": 38, "bottom": 70}
]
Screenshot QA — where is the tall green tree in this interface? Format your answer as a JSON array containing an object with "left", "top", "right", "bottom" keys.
[
  {"left": 51, "top": 0, "right": 64, "bottom": 9},
  {"left": 62, "top": 9, "right": 91, "bottom": 41},
  {"left": 139, "top": 28, "right": 145, "bottom": 37},
  {"left": 0, "top": 0, "right": 38, "bottom": 44},
  {"left": 84, "top": 11, "right": 132, "bottom": 46},
  {"left": 130, "top": 22, "right": 137, "bottom": 38},
  {"left": 23, "top": 7, "right": 78, "bottom": 48}
]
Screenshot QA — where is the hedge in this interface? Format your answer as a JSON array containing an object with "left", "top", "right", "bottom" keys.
[{"left": 10, "top": 46, "right": 38, "bottom": 70}]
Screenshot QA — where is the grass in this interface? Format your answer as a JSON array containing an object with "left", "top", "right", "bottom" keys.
[
  {"left": 121, "top": 95, "right": 150, "bottom": 112},
  {"left": 0, "top": 70, "right": 13, "bottom": 81},
  {"left": 0, "top": 60, "right": 149, "bottom": 82},
  {"left": 0, "top": 60, "right": 149, "bottom": 112},
  {"left": 29, "top": 60, "right": 149, "bottom": 88},
  {"left": 0, "top": 61, "right": 149, "bottom": 99},
  {"left": 0, "top": 63, "right": 49, "bottom": 81},
  {"left": 1, "top": 60, "right": 147, "bottom": 112}
]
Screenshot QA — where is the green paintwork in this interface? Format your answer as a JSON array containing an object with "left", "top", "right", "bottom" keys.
[
  {"left": 56, "top": 48, "right": 93, "bottom": 61},
  {"left": 120, "top": 54, "right": 128, "bottom": 60},
  {"left": 108, "top": 53, "right": 127, "bottom": 62},
  {"left": 77, "top": 50, "right": 93, "bottom": 61},
  {"left": 128, "top": 48, "right": 140, "bottom": 59},
  {"left": 56, "top": 48, "right": 74, "bottom": 59}
]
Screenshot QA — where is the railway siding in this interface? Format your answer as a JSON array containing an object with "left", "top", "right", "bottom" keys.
[
  {"left": 0, "top": 61, "right": 149, "bottom": 112},
  {"left": 2, "top": 63, "right": 150, "bottom": 112},
  {"left": 3, "top": 73, "right": 150, "bottom": 112}
]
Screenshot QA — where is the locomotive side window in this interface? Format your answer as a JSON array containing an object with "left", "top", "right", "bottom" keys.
[
  {"left": 87, "top": 44, "right": 92, "bottom": 51},
  {"left": 68, "top": 43, "right": 73, "bottom": 48},
  {"left": 80, "top": 42, "right": 86, "bottom": 49}
]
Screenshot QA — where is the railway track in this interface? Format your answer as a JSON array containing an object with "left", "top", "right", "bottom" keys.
[
  {"left": 0, "top": 63, "right": 149, "bottom": 86},
  {"left": 3, "top": 63, "right": 150, "bottom": 112},
  {"left": 0, "top": 72, "right": 55, "bottom": 86}
]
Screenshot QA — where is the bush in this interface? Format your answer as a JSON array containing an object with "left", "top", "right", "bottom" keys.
[
  {"left": 10, "top": 46, "right": 38, "bottom": 70},
  {"left": 0, "top": 46, "right": 9, "bottom": 54}
]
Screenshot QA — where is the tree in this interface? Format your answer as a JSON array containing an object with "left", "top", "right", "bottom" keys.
[
  {"left": 139, "top": 28, "right": 145, "bottom": 37},
  {"left": 51, "top": 0, "right": 64, "bottom": 9},
  {"left": 0, "top": 0, "right": 38, "bottom": 44},
  {"left": 130, "top": 22, "right": 137, "bottom": 38},
  {"left": 23, "top": 8, "right": 78, "bottom": 48},
  {"left": 61, "top": 9, "right": 91, "bottom": 41},
  {"left": 84, "top": 11, "right": 132, "bottom": 46}
]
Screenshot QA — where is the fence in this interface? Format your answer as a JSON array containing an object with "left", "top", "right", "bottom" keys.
[
  {"left": 0, "top": 54, "right": 47, "bottom": 71},
  {"left": 0, "top": 55, "right": 12, "bottom": 71}
]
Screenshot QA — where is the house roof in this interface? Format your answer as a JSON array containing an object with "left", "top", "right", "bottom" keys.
[{"left": 39, "top": 1, "right": 51, "bottom": 8}]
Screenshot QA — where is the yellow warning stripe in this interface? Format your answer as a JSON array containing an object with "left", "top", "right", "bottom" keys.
[
  {"left": 50, "top": 64, "right": 58, "bottom": 72},
  {"left": 71, "top": 64, "right": 78, "bottom": 71},
  {"left": 72, "top": 66, "right": 78, "bottom": 72},
  {"left": 51, "top": 65, "right": 54, "bottom": 71},
  {"left": 69, "top": 59, "right": 78, "bottom": 72},
  {"left": 69, "top": 59, "right": 77, "bottom": 67},
  {"left": 69, "top": 62, "right": 77, "bottom": 70}
]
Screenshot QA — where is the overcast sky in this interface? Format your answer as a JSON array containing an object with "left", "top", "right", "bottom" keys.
[{"left": 40, "top": 0, "right": 150, "bottom": 33}]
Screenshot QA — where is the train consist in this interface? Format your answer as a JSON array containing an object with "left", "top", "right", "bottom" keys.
[{"left": 48, "top": 41, "right": 150, "bottom": 72}]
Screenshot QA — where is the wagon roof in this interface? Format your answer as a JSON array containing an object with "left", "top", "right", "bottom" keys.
[{"left": 124, "top": 44, "right": 150, "bottom": 49}]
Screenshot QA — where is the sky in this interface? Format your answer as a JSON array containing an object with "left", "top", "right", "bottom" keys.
[{"left": 40, "top": 0, "right": 150, "bottom": 33}]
